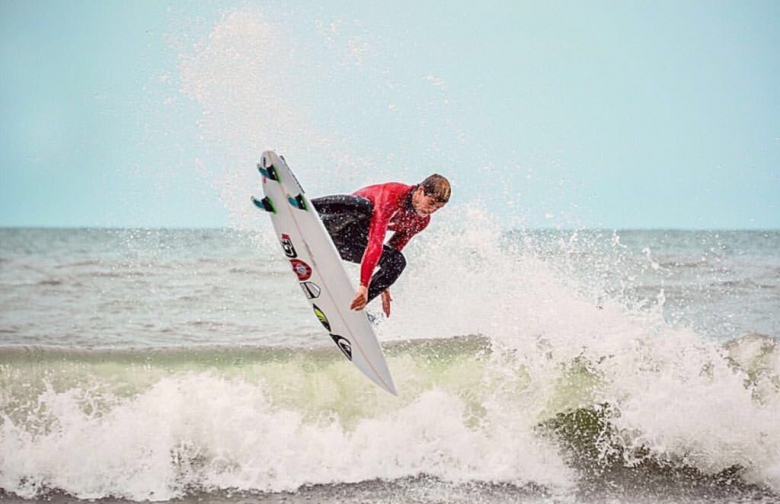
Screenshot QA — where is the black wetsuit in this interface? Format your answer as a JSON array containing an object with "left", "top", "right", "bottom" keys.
[{"left": 312, "top": 194, "right": 407, "bottom": 302}]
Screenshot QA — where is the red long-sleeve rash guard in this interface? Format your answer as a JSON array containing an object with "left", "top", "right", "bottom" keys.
[{"left": 353, "top": 183, "right": 430, "bottom": 287}]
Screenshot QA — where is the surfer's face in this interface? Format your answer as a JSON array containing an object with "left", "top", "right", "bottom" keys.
[{"left": 412, "top": 187, "right": 446, "bottom": 217}]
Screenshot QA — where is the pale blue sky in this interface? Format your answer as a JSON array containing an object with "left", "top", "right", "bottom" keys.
[{"left": 1, "top": 0, "right": 778, "bottom": 229}]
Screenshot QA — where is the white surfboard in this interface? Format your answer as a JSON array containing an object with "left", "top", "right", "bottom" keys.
[{"left": 252, "top": 150, "right": 397, "bottom": 395}]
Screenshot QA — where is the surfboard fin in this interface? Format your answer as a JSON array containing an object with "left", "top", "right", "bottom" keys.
[
  {"left": 257, "top": 163, "right": 279, "bottom": 182},
  {"left": 287, "top": 193, "right": 308, "bottom": 211},
  {"left": 252, "top": 195, "right": 276, "bottom": 213}
]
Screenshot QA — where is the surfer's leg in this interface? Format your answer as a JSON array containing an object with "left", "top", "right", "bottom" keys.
[
  {"left": 312, "top": 196, "right": 372, "bottom": 247},
  {"left": 367, "top": 246, "right": 406, "bottom": 302},
  {"left": 311, "top": 195, "right": 372, "bottom": 217},
  {"left": 312, "top": 195, "right": 372, "bottom": 262},
  {"left": 332, "top": 228, "right": 367, "bottom": 264}
]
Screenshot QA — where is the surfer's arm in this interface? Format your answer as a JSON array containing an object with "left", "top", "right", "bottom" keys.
[
  {"left": 359, "top": 210, "right": 390, "bottom": 288},
  {"left": 358, "top": 188, "right": 395, "bottom": 288},
  {"left": 387, "top": 217, "right": 429, "bottom": 250},
  {"left": 387, "top": 230, "right": 415, "bottom": 250}
]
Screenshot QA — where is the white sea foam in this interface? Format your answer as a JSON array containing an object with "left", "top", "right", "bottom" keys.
[{"left": 0, "top": 370, "right": 574, "bottom": 501}]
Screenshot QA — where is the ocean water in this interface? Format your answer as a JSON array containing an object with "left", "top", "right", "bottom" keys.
[{"left": 1, "top": 226, "right": 778, "bottom": 504}]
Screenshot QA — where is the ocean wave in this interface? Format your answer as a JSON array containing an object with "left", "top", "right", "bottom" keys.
[
  {"left": 539, "top": 404, "right": 778, "bottom": 503},
  {"left": 1, "top": 333, "right": 779, "bottom": 501},
  {"left": 2, "top": 475, "right": 776, "bottom": 504}
]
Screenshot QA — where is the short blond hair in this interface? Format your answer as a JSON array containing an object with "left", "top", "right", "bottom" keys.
[{"left": 420, "top": 174, "right": 451, "bottom": 204}]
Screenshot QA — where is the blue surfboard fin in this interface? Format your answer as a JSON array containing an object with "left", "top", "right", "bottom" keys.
[
  {"left": 252, "top": 195, "right": 276, "bottom": 213},
  {"left": 288, "top": 193, "right": 308, "bottom": 211},
  {"left": 257, "top": 163, "right": 279, "bottom": 182}
]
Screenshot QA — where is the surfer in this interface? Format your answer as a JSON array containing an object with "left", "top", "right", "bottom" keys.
[{"left": 312, "top": 175, "right": 450, "bottom": 317}]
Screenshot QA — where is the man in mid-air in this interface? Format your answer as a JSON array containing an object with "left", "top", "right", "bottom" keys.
[{"left": 312, "top": 174, "right": 451, "bottom": 317}]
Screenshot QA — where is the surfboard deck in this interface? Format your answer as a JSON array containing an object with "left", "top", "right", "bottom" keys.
[{"left": 253, "top": 150, "right": 397, "bottom": 395}]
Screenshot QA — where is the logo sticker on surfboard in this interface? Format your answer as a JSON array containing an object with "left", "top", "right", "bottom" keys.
[
  {"left": 290, "top": 259, "right": 312, "bottom": 281},
  {"left": 300, "top": 282, "right": 321, "bottom": 299},
  {"left": 330, "top": 334, "right": 353, "bottom": 360},
  {"left": 313, "top": 304, "right": 331, "bottom": 331},
  {"left": 280, "top": 234, "right": 297, "bottom": 258}
]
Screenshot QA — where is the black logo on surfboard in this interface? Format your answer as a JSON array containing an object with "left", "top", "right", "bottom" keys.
[
  {"left": 330, "top": 334, "right": 352, "bottom": 361},
  {"left": 280, "top": 234, "right": 297, "bottom": 258},
  {"left": 300, "top": 282, "right": 321, "bottom": 299}
]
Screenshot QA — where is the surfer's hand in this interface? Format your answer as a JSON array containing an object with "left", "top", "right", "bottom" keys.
[
  {"left": 381, "top": 290, "right": 392, "bottom": 317},
  {"left": 351, "top": 285, "right": 369, "bottom": 311}
]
